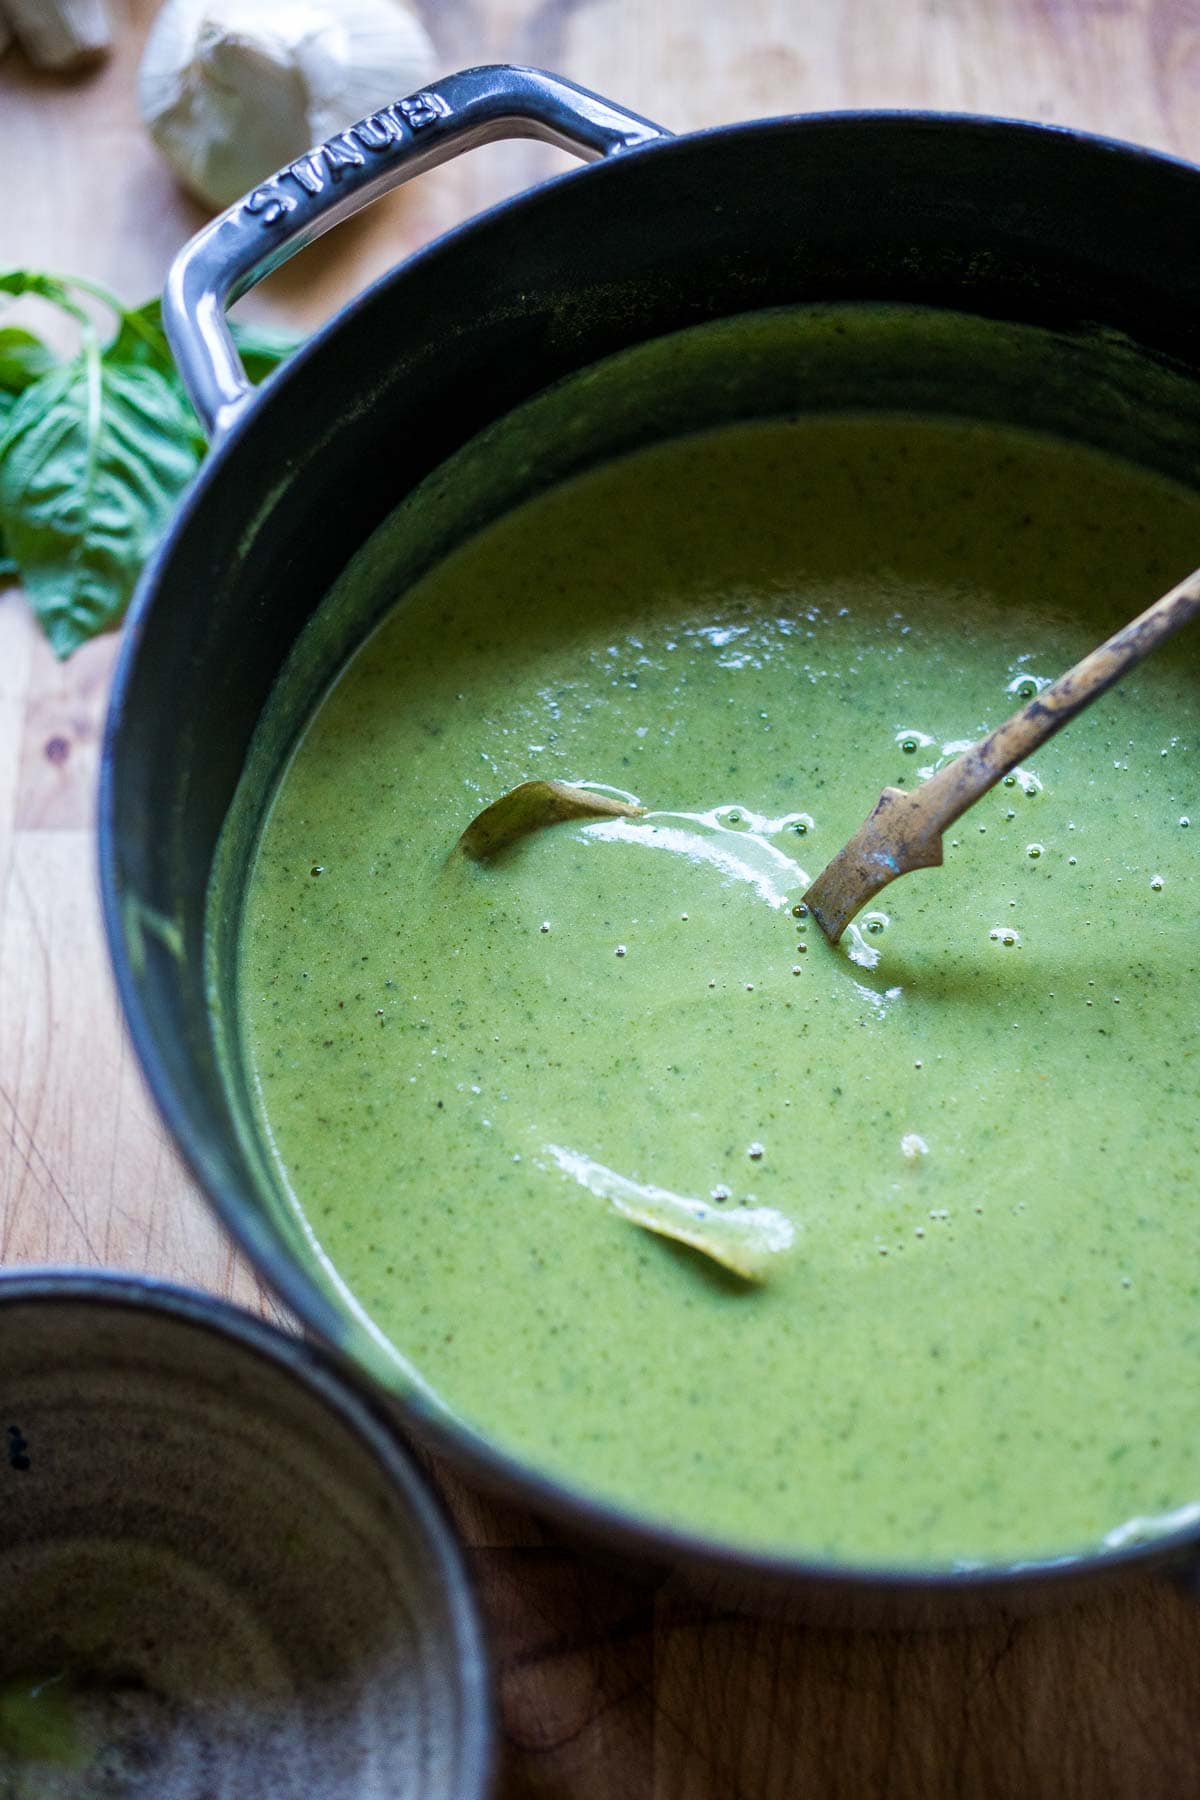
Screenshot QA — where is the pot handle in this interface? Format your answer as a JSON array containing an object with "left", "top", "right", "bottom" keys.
[{"left": 163, "top": 64, "right": 670, "bottom": 440}]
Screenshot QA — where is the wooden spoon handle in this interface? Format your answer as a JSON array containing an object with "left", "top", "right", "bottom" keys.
[
  {"left": 918, "top": 564, "right": 1200, "bottom": 830},
  {"left": 803, "top": 565, "right": 1200, "bottom": 941}
]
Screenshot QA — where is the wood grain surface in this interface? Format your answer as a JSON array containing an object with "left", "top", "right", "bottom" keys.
[{"left": 4, "top": 4, "right": 1200, "bottom": 1794}]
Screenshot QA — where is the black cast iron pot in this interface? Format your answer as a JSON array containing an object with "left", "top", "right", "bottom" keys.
[{"left": 100, "top": 66, "right": 1200, "bottom": 1626}]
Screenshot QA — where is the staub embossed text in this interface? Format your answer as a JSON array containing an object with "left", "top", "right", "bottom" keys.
[{"left": 242, "top": 90, "right": 452, "bottom": 226}]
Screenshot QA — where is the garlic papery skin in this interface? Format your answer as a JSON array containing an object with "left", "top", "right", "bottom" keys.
[
  {"left": 137, "top": 0, "right": 438, "bottom": 212},
  {"left": 5, "top": 0, "right": 112, "bottom": 69}
]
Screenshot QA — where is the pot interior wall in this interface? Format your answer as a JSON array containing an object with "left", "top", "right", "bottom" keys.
[{"left": 106, "top": 115, "right": 1200, "bottom": 1532}]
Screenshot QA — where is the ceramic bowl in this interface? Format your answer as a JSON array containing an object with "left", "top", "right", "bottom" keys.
[{"left": 0, "top": 1272, "right": 494, "bottom": 1798}]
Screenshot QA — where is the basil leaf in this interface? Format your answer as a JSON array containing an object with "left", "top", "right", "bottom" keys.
[
  {"left": 0, "top": 328, "right": 57, "bottom": 395},
  {"left": 107, "top": 299, "right": 175, "bottom": 375},
  {"left": 0, "top": 269, "right": 300, "bottom": 652},
  {"left": 111, "top": 300, "right": 297, "bottom": 389},
  {"left": 228, "top": 318, "right": 298, "bottom": 385},
  {"left": 0, "top": 272, "right": 75, "bottom": 308},
  {"left": 0, "top": 353, "right": 205, "bottom": 656},
  {"left": 0, "top": 390, "right": 16, "bottom": 576}
]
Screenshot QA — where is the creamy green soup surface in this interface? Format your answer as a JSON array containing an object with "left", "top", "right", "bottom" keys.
[{"left": 235, "top": 410, "right": 1200, "bottom": 1568}]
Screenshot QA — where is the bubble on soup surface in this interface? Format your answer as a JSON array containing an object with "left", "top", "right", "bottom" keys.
[
  {"left": 1007, "top": 673, "right": 1050, "bottom": 700},
  {"left": 895, "top": 728, "right": 934, "bottom": 754}
]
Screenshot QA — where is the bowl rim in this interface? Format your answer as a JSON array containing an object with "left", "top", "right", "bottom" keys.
[
  {"left": 0, "top": 1266, "right": 497, "bottom": 1796},
  {"left": 99, "top": 104, "right": 1200, "bottom": 1608}
]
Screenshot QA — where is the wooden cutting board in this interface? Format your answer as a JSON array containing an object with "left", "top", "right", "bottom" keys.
[{"left": 4, "top": 4, "right": 1200, "bottom": 1793}]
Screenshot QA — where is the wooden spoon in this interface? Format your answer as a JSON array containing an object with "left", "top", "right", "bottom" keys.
[{"left": 802, "top": 565, "right": 1200, "bottom": 943}]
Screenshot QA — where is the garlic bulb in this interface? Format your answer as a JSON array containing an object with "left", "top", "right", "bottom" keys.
[
  {"left": 4, "top": 0, "right": 112, "bottom": 69},
  {"left": 138, "top": 0, "right": 438, "bottom": 211}
]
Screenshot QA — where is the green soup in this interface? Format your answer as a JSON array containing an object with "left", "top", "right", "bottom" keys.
[{"left": 231, "top": 351, "right": 1200, "bottom": 1569}]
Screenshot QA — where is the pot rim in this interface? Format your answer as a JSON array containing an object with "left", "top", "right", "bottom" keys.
[{"left": 100, "top": 100, "right": 1200, "bottom": 1605}]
